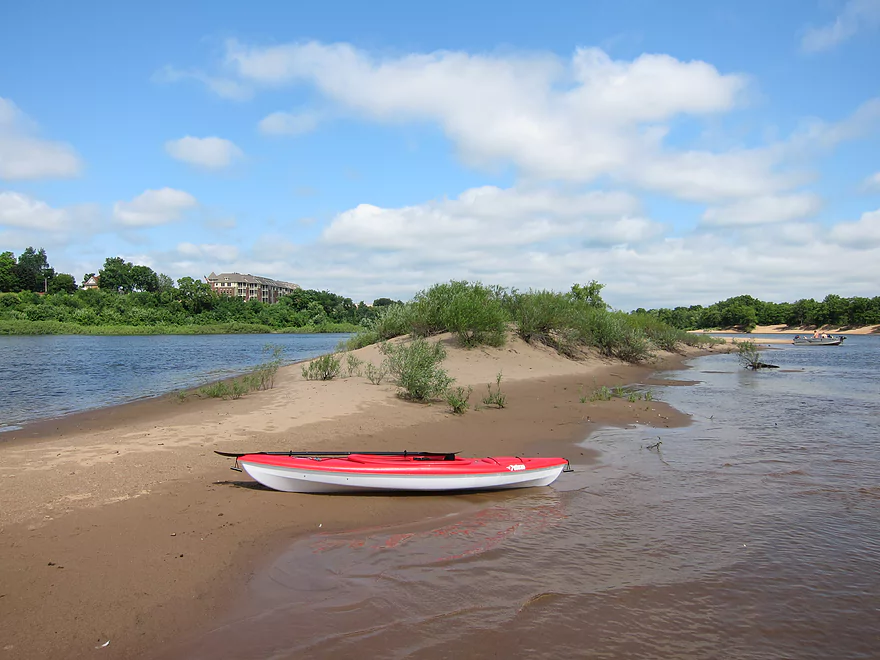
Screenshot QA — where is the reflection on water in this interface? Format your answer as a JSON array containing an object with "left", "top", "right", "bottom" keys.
[
  {"left": 156, "top": 336, "right": 880, "bottom": 659},
  {"left": 0, "top": 333, "right": 349, "bottom": 428}
]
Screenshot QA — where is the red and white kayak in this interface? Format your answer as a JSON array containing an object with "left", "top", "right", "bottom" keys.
[{"left": 221, "top": 452, "right": 571, "bottom": 494}]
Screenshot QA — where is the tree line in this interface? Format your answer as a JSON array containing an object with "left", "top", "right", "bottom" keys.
[
  {"left": 637, "top": 294, "right": 880, "bottom": 332},
  {"left": 0, "top": 247, "right": 399, "bottom": 330}
]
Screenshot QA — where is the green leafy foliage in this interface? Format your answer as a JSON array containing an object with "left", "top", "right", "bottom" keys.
[
  {"left": 737, "top": 340, "right": 763, "bottom": 370},
  {"left": 363, "top": 362, "right": 388, "bottom": 385},
  {"left": 481, "top": 372, "right": 506, "bottom": 408},
  {"left": 301, "top": 353, "right": 342, "bottom": 380},
  {"left": 380, "top": 338, "right": 453, "bottom": 401},
  {"left": 640, "top": 292, "right": 880, "bottom": 331},
  {"left": 445, "top": 385, "right": 473, "bottom": 414}
]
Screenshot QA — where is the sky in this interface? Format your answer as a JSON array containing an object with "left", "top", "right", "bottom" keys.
[{"left": 1, "top": 0, "right": 879, "bottom": 310}]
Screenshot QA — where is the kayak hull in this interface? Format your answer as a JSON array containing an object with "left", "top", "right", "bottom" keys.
[{"left": 238, "top": 454, "right": 568, "bottom": 493}]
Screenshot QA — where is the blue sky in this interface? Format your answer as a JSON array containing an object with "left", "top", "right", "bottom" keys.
[{"left": 1, "top": 0, "right": 879, "bottom": 309}]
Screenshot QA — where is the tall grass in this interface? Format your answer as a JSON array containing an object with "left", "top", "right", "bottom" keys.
[{"left": 197, "top": 344, "right": 285, "bottom": 399}]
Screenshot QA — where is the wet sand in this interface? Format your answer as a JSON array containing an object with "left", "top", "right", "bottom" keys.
[{"left": 0, "top": 335, "right": 710, "bottom": 659}]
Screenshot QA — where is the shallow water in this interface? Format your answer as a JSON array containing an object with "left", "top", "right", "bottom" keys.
[
  {"left": 0, "top": 333, "right": 350, "bottom": 430},
  {"left": 159, "top": 337, "right": 880, "bottom": 659}
]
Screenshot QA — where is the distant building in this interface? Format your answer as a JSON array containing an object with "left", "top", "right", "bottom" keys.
[
  {"left": 205, "top": 272, "right": 300, "bottom": 304},
  {"left": 82, "top": 275, "right": 100, "bottom": 290}
]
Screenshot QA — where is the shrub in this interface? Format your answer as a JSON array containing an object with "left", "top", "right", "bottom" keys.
[
  {"left": 373, "top": 303, "right": 415, "bottom": 341},
  {"left": 343, "top": 329, "right": 380, "bottom": 350},
  {"left": 302, "top": 353, "right": 342, "bottom": 380},
  {"left": 589, "top": 385, "right": 613, "bottom": 401},
  {"left": 506, "top": 289, "right": 568, "bottom": 345},
  {"left": 345, "top": 353, "right": 363, "bottom": 378},
  {"left": 445, "top": 385, "right": 473, "bottom": 414},
  {"left": 252, "top": 344, "right": 284, "bottom": 390},
  {"left": 411, "top": 281, "right": 507, "bottom": 347},
  {"left": 481, "top": 372, "right": 507, "bottom": 408},
  {"left": 230, "top": 379, "right": 250, "bottom": 399},
  {"left": 737, "top": 340, "right": 762, "bottom": 370},
  {"left": 200, "top": 381, "right": 231, "bottom": 398},
  {"left": 363, "top": 362, "right": 388, "bottom": 385},
  {"left": 381, "top": 338, "right": 453, "bottom": 401}
]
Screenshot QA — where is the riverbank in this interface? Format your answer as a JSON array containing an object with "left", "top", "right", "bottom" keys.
[
  {"left": 0, "top": 320, "right": 360, "bottom": 335},
  {"left": 0, "top": 335, "right": 716, "bottom": 659},
  {"left": 695, "top": 324, "right": 880, "bottom": 335}
]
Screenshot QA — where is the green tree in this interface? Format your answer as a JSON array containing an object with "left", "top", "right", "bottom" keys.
[
  {"left": 130, "top": 265, "right": 160, "bottom": 292},
  {"left": 156, "top": 273, "right": 175, "bottom": 292},
  {"left": 569, "top": 280, "right": 607, "bottom": 309},
  {"left": 99, "top": 257, "right": 134, "bottom": 293},
  {"left": 176, "top": 276, "right": 216, "bottom": 313},
  {"left": 48, "top": 273, "right": 77, "bottom": 294},
  {"left": 0, "top": 251, "right": 19, "bottom": 292},
  {"left": 720, "top": 303, "right": 757, "bottom": 331},
  {"left": 14, "top": 247, "right": 54, "bottom": 292},
  {"left": 818, "top": 294, "right": 849, "bottom": 327},
  {"left": 787, "top": 298, "right": 819, "bottom": 326}
]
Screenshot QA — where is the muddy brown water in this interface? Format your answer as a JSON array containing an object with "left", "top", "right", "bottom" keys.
[{"left": 156, "top": 338, "right": 880, "bottom": 659}]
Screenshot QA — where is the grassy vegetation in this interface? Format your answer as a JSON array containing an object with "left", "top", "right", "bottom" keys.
[
  {"left": 0, "top": 320, "right": 360, "bottom": 336},
  {"left": 481, "top": 372, "right": 507, "bottom": 408},
  {"left": 584, "top": 384, "right": 656, "bottom": 403},
  {"left": 344, "top": 281, "right": 719, "bottom": 364},
  {"left": 363, "top": 361, "right": 388, "bottom": 385},
  {"left": 196, "top": 344, "right": 285, "bottom": 399},
  {"left": 445, "top": 385, "right": 473, "bottom": 414}
]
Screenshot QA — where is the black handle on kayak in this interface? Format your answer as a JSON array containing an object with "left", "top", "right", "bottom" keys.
[{"left": 215, "top": 450, "right": 460, "bottom": 460}]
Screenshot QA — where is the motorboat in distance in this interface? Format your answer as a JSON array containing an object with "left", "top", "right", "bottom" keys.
[{"left": 792, "top": 334, "right": 846, "bottom": 346}]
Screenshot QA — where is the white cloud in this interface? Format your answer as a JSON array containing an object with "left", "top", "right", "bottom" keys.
[
  {"left": 113, "top": 188, "right": 197, "bottom": 227},
  {"left": 701, "top": 193, "right": 822, "bottom": 226},
  {"left": 165, "top": 136, "right": 243, "bottom": 169},
  {"left": 863, "top": 172, "right": 880, "bottom": 190},
  {"left": 258, "top": 110, "right": 321, "bottom": 136},
  {"left": 322, "top": 186, "right": 655, "bottom": 251},
  {"left": 829, "top": 208, "right": 880, "bottom": 248},
  {"left": 218, "top": 40, "right": 771, "bottom": 201},
  {"left": 152, "top": 66, "right": 252, "bottom": 101},
  {"left": 802, "top": 0, "right": 880, "bottom": 52},
  {"left": 176, "top": 242, "right": 240, "bottom": 262},
  {"left": 0, "top": 191, "right": 68, "bottom": 231},
  {"left": 0, "top": 97, "right": 83, "bottom": 180},
  {"left": 125, "top": 193, "right": 880, "bottom": 310},
  {"left": 790, "top": 98, "right": 880, "bottom": 151}
]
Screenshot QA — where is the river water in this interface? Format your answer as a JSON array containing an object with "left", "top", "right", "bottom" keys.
[
  {"left": 158, "top": 335, "right": 880, "bottom": 659},
  {"left": 0, "top": 333, "right": 350, "bottom": 431}
]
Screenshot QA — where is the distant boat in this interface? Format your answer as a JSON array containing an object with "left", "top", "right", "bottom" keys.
[{"left": 792, "top": 335, "right": 845, "bottom": 346}]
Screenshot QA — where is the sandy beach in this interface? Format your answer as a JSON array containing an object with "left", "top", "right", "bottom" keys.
[
  {"left": 698, "top": 324, "right": 880, "bottom": 335},
  {"left": 0, "top": 335, "right": 713, "bottom": 659}
]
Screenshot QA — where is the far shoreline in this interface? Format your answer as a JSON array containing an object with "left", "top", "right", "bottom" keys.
[
  {"left": 692, "top": 323, "right": 880, "bottom": 335},
  {"left": 0, "top": 320, "right": 360, "bottom": 336}
]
